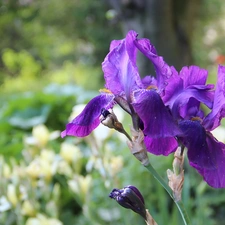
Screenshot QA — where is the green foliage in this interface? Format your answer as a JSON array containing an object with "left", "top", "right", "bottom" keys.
[
  {"left": 2, "top": 49, "right": 41, "bottom": 77},
  {"left": 0, "top": 0, "right": 122, "bottom": 88}
]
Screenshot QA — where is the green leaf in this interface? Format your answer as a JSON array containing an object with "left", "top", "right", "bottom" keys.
[{"left": 8, "top": 105, "right": 51, "bottom": 129}]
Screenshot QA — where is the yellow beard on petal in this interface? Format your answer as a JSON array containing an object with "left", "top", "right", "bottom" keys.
[
  {"left": 191, "top": 117, "right": 203, "bottom": 122},
  {"left": 146, "top": 85, "right": 158, "bottom": 90},
  {"left": 99, "top": 88, "right": 113, "bottom": 94}
]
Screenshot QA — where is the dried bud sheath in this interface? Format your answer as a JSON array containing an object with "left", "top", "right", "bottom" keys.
[
  {"left": 127, "top": 127, "right": 149, "bottom": 166},
  {"left": 167, "top": 147, "right": 184, "bottom": 202}
]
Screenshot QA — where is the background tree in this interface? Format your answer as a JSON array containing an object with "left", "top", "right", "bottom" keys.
[{"left": 106, "top": 0, "right": 201, "bottom": 75}]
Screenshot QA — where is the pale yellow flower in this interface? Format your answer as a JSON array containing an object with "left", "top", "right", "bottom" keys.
[
  {"left": 57, "top": 160, "right": 73, "bottom": 177},
  {"left": 3, "top": 163, "right": 11, "bottom": 178},
  {"left": 26, "top": 159, "right": 42, "bottom": 179},
  {"left": 32, "top": 124, "right": 50, "bottom": 147},
  {"left": 40, "top": 149, "right": 55, "bottom": 163},
  {"left": 7, "top": 184, "right": 18, "bottom": 207},
  {"left": 109, "top": 156, "right": 124, "bottom": 177},
  {"left": 26, "top": 158, "right": 53, "bottom": 181},
  {"left": 68, "top": 175, "right": 92, "bottom": 203},
  {"left": 60, "top": 142, "right": 82, "bottom": 164},
  {"left": 21, "top": 200, "right": 36, "bottom": 216},
  {"left": 26, "top": 214, "right": 63, "bottom": 225}
]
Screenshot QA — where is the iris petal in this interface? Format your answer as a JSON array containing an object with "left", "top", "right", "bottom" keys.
[
  {"left": 170, "top": 85, "right": 214, "bottom": 119},
  {"left": 61, "top": 94, "right": 114, "bottom": 137},
  {"left": 178, "top": 120, "right": 217, "bottom": 169},
  {"left": 144, "top": 136, "right": 178, "bottom": 156},
  {"left": 180, "top": 66, "right": 208, "bottom": 87},
  {"left": 204, "top": 65, "right": 225, "bottom": 130},
  {"left": 109, "top": 40, "right": 122, "bottom": 51},
  {"left": 190, "top": 133, "right": 225, "bottom": 188},
  {"left": 102, "top": 30, "right": 142, "bottom": 99},
  {"left": 132, "top": 89, "right": 181, "bottom": 138},
  {"left": 164, "top": 65, "right": 214, "bottom": 119},
  {"left": 134, "top": 37, "right": 178, "bottom": 92}
]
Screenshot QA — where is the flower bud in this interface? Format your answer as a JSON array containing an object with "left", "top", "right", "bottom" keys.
[
  {"left": 100, "top": 108, "right": 132, "bottom": 140},
  {"left": 109, "top": 185, "right": 146, "bottom": 220},
  {"left": 100, "top": 108, "right": 123, "bottom": 132}
]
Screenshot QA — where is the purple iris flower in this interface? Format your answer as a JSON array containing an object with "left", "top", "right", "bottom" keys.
[
  {"left": 165, "top": 65, "right": 225, "bottom": 188},
  {"left": 61, "top": 30, "right": 142, "bottom": 137},
  {"left": 61, "top": 30, "right": 181, "bottom": 156},
  {"left": 132, "top": 36, "right": 182, "bottom": 155}
]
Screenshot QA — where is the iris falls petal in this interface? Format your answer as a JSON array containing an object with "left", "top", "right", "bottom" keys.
[
  {"left": 132, "top": 89, "right": 181, "bottom": 138},
  {"left": 144, "top": 136, "right": 178, "bottom": 156},
  {"left": 178, "top": 120, "right": 217, "bottom": 169},
  {"left": 61, "top": 94, "right": 114, "bottom": 137},
  {"left": 190, "top": 133, "right": 225, "bottom": 188}
]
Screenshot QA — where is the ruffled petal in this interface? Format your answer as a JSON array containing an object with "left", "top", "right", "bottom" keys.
[
  {"left": 109, "top": 40, "right": 122, "bottom": 51},
  {"left": 61, "top": 94, "right": 114, "bottom": 137},
  {"left": 102, "top": 30, "right": 142, "bottom": 99},
  {"left": 163, "top": 73, "right": 183, "bottom": 105},
  {"left": 132, "top": 89, "right": 181, "bottom": 138},
  {"left": 164, "top": 65, "right": 214, "bottom": 119},
  {"left": 190, "top": 133, "right": 225, "bottom": 188},
  {"left": 180, "top": 66, "right": 208, "bottom": 87},
  {"left": 178, "top": 120, "right": 216, "bottom": 169},
  {"left": 134, "top": 37, "right": 178, "bottom": 93},
  {"left": 170, "top": 85, "right": 214, "bottom": 119},
  {"left": 144, "top": 136, "right": 178, "bottom": 156},
  {"left": 203, "top": 65, "right": 225, "bottom": 130}
]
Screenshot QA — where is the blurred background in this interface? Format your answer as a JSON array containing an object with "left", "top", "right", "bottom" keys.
[{"left": 0, "top": 0, "right": 225, "bottom": 224}]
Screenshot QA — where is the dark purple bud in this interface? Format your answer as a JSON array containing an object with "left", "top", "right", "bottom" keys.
[
  {"left": 101, "top": 108, "right": 111, "bottom": 118},
  {"left": 126, "top": 185, "right": 145, "bottom": 205},
  {"left": 109, "top": 186, "right": 146, "bottom": 220}
]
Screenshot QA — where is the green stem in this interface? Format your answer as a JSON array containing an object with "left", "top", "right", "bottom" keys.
[{"left": 145, "top": 163, "right": 191, "bottom": 225}]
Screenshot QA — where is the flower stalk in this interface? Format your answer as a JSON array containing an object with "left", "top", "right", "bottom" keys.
[
  {"left": 127, "top": 126, "right": 190, "bottom": 225},
  {"left": 145, "top": 163, "right": 191, "bottom": 225}
]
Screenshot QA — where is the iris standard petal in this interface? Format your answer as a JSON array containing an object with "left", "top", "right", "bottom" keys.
[
  {"left": 144, "top": 136, "right": 178, "bottom": 156},
  {"left": 134, "top": 37, "right": 178, "bottom": 92},
  {"left": 61, "top": 94, "right": 114, "bottom": 137},
  {"left": 170, "top": 85, "right": 214, "bottom": 119},
  {"left": 102, "top": 30, "right": 142, "bottom": 99},
  {"left": 178, "top": 120, "right": 217, "bottom": 169},
  {"left": 180, "top": 65, "right": 208, "bottom": 88},
  {"left": 190, "top": 133, "right": 225, "bottom": 188},
  {"left": 163, "top": 73, "right": 183, "bottom": 105},
  {"left": 132, "top": 89, "right": 181, "bottom": 138},
  {"left": 164, "top": 66, "right": 214, "bottom": 118},
  {"left": 203, "top": 65, "right": 225, "bottom": 131},
  {"left": 109, "top": 40, "right": 122, "bottom": 51}
]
